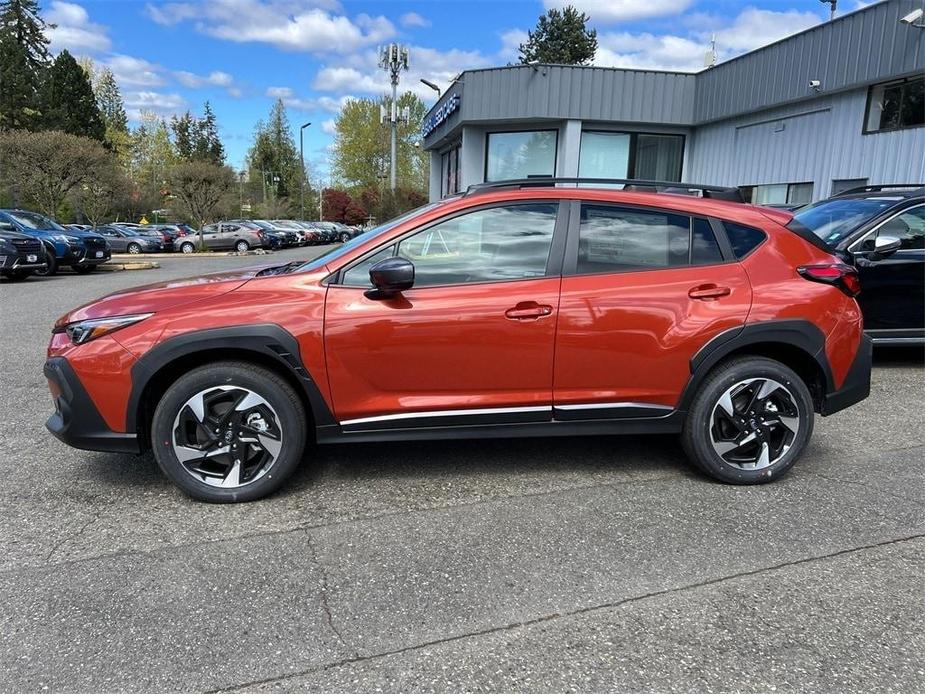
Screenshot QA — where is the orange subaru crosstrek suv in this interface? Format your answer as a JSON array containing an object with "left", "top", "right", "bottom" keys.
[{"left": 45, "top": 180, "right": 871, "bottom": 502}]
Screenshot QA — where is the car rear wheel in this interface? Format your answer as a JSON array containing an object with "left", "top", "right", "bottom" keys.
[
  {"left": 34, "top": 250, "right": 56, "bottom": 276},
  {"left": 180, "top": 241, "right": 196, "bottom": 254},
  {"left": 151, "top": 362, "right": 307, "bottom": 503},
  {"left": 127, "top": 242, "right": 142, "bottom": 254},
  {"left": 340, "top": 232, "right": 351, "bottom": 243},
  {"left": 681, "top": 356, "right": 813, "bottom": 484},
  {"left": 71, "top": 264, "right": 96, "bottom": 274},
  {"left": 235, "top": 240, "right": 250, "bottom": 252}
]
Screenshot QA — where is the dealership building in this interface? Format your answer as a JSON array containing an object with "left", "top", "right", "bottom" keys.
[{"left": 422, "top": 0, "right": 925, "bottom": 205}]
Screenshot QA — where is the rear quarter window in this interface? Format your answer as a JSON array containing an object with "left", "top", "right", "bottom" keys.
[{"left": 723, "top": 222, "right": 766, "bottom": 259}]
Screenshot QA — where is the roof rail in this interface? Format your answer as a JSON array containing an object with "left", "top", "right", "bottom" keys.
[
  {"left": 832, "top": 184, "right": 925, "bottom": 197},
  {"left": 465, "top": 177, "right": 745, "bottom": 203}
]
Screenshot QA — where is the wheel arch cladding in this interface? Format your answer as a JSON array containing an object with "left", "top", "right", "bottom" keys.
[
  {"left": 683, "top": 320, "right": 832, "bottom": 413},
  {"left": 127, "top": 324, "right": 335, "bottom": 449}
]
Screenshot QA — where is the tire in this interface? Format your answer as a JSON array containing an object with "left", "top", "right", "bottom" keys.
[
  {"left": 681, "top": 356, "right": 814, "bottom": 484},
  {"left": 127, "top": 242, "right": 142, "bottom": 254},
  {"left": 235, "top": 240, "right": 250, "bottom": 253},
  {"left": 34, "top": 249, "right": 57, "bottom": 276},
  {"left": 180, "top": 241, "right": 196, "bottom": 254},
  {"left": 71, "top": 264, "right": 96, "bottom": 274},
  {"left": 340, "top": 232, "right": 351, "bottom": 243},
  {"left": 151, "top": 361, "right": 307, "bottom": 503}
]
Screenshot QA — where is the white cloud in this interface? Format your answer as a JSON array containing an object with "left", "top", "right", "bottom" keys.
[
  {"left": 174, "top": 70, "right": 237, "bottom": 95},
  {"left": 543, "top": 0, "right": 693, "bottom": 23},
  {"left": 145, "top": 1, "right": 395, "bottom": 54},
  {"left": 45, "top": 1, "right": 111, "bottom": 53},
  {"left": 498, "top": 28, "right": 528, "bottom": 62},
  {"left": 593, "top": 6, "right": 823, "bottom": 72},
  {"left": 123, "top": 90, "right": 187, "bottom": 120},
  {"left": 107, "top": 54, "right": 166, "bottom": 88},
  {"left": 321, "top": 118, "right": 337, "bottom": 134},
  {"left": 400, "top": 12, "right": 430, "bottom": 28},
  {"left": 265, "top": 86, "right": 353, "bottom": 112}
]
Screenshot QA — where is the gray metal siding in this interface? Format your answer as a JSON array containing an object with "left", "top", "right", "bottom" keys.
[
  {"left": 694, "top": 0, "right": 925, "bottom": 123},
  {"left": 686, "top": 88, "right": 925, "bottom": 200}
]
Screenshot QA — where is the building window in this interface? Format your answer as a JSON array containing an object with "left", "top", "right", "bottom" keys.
[
  {"left": 865, "top": 77, "right": 925, "bottom": 133},
  {"left": 441, "top": 143, "right": 461, "bottom": 197},
  {"left": 741, "top": 182, "right": 813, "bottom": 206},
  {"left": 832, "top": 179, "right": 868, "bottom": 195},
  {"left": 485, "top": 130, "right": 557, "bottom": 181},
  {"left": 578, "top": 131, "right": 684, "bottom": 182}
]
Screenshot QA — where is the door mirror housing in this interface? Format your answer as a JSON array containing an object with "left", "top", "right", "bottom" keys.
[
  {"left": 872, "top": 235, "right": 902, "bottom": 260},
  {"left": 366, "top": 257, "right": 414, "bottom": 299}
]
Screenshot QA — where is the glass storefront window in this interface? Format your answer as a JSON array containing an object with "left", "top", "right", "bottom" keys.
[
  {"left": 578, "top": 132, "right": 630, "bottom": 179},
  {"left": 485, "top": 130, "right": 557, "bottom": 181},
  {"left": 634, "top": 134, "right": 684, "bottom": 181}
]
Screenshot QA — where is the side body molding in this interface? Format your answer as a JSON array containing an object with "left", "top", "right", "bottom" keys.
[{"left": 126, "top": 324, "right": 336, "bottom": 433}]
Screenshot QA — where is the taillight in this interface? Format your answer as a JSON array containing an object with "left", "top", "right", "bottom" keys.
[{"left": 797, "top": 263, "right": 860, "bottom": 297}]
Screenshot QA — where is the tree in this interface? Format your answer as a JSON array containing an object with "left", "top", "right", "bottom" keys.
[
  {"left": 39, "top": 50, "right": 106, "bottom": 141},
  {"left": 321, "top": 188, "right": 352, "bottom": 222},
  {"left": 246, "top": 99, "right": 301, "bottom": 202},
  {"left": 0, "top": 0, "right": 51, "bottom": 131},
  {"left": 131, "top": 111, "right": 177, "bottom": 191},
  {"left": 331, "top": 91, "right": 428, "bottom": 193},
  {"left": 195, "top": 101, "right": 224, "bottom": 165},
  {"left": 170, "top": 161, "right": 234, "bottom": 248},
  {"left": 518, "top": 6, "right": 597, "bottom": 65},
  {"left": 171, "top": 111, "right": 196, "bottom": 160},
  {"left": 0, "top": 130, "right": 110, "bottom": 217},
  {"left": 70, "top": 156, "right": 128, "bottom": 226},
  {"left": 94, "top": 67, "right": 129, "bottom": 153}
]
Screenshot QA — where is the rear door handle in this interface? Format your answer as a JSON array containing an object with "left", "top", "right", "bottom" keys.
[
  {"left": 688, "top": 284, "right": 731, "bottom": 300},
  {"left": 505, "top": 302, "right": 553, "bottom": 320}
]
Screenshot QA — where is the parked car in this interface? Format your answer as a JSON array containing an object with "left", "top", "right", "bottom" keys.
[
  {"left": 0, "top": 209, "right": 110, "bottom": 275},
  {"left": 96, "top": 225, "right": 164, "bottom": 254},
  {"left": 135, "top": 224, "right": 180, "bottom": 251},
  {"left": 245, "top": 220, "right": 301, "bottom": 247},
  {"left": 0, "top": 222, "right": 47, "bottom": 280},
  {"left": 45, "top": 178, "right": 872, "bottom": 503},
  {"left": 186, "top": 222, "right": 268, "bottom": 253},
  {"left": 787, "top": 184, "right": 924, "bottom": 344},
  {"left": 300, "top": 221, "right": 337, "bottom": 244},
  {"left": 281, "top": 221, "right": 325, "bottom": 245}
]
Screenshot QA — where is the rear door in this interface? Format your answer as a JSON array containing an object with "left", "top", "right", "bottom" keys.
[
  {"left": 850, "top": 204, "right": 925, "bottom": 334},
  {"left": 553, "top": 202, "right": 752, "bottom": 417}
]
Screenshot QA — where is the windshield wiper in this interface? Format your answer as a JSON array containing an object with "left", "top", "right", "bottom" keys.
[{"left": 256, "top": 260, "right": 303, "bottom": 277}]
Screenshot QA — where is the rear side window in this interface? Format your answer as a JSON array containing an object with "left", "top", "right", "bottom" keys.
[
  {"left": 723, "top": 222, "right": 766, "bottom": 259},
  {"left": 691, "top": 218, "right": 724, "bottom": 265},
  {"left": 577, "top": 205, "right": 690, "bottom": 274}
]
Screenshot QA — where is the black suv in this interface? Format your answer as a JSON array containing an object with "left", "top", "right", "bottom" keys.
[
  {"left": 789, "top": 184, "right": 924, "bottom": 345},
  {"left": 0, "top": 223, "right": 47, "bottom": 280}
]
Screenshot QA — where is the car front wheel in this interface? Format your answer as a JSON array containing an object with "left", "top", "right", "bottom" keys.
[
  {"left": 127, "top": 242, "right": 142, "bottom": 254},
  {"left": 71, "top": 264, "right": 96, "bottom": 274},
  {"left": 34, "top": 250, "right": 57, "bottom": 276},
  {"left": 180, "top": 241, "right": 196, "bottom": 253},
  {"left": 151, "top": 362, "right": 307, "bottom": 502},
  {"left": 235, "top": 240, "right": 250, "bottom": 252},
  {"left": 681, "top": 356, "right": 813, "bottom": 484}
]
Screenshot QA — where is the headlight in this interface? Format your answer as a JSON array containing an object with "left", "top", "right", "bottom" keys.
[
  {"left": 56, "top": 313, "right": 153, "bottom": 345},
  {"left": 52, "top": 234, "right": 69, "bottom": 243}
]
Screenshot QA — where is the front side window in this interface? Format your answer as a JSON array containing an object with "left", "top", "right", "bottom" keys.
[
  {"left": 486, "top": 131, "right": 557, "bottom": 181},
  {"left": 866, "top": 77, "right": 925, "bottom": 133},
  {"left": 576, "top": 205, "right": 690, "bottom": 274},
  {"left": 341, "top": 203, "right": 559, "bottom": 288},
  {"left": 858, "top": 206, "right": 925, "bottom": 252}
]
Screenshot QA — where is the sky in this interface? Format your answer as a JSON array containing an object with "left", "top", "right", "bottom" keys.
[{"left": 42, "top": 0, "right": 876, "bottom": 178}]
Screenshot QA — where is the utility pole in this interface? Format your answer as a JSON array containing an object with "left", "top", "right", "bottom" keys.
[
  {"left": 820, "top": 0, "right": 836, "bottom": 21},
  {"left": 378, "top": 44, "right": 409, "bottom": 191},
  {"left": 300, "top": 122, "right": 311, "bottom": 220}
]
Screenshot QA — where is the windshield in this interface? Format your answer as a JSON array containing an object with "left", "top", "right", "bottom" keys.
[
  {"left": 9, "top": 210, "right": 65, "bottom": 231},
  {"left": 790, "top": 197, "right": 902, "bottom": 245},
  {"left": 297, "top": 201, "right": 448, "bottom": 273}
]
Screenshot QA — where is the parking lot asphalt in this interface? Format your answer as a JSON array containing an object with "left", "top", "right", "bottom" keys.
[{"left": 1, "top": 248, "right": 923, "bottom": 693}]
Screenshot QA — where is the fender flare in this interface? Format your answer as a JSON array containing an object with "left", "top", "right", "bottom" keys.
[{"left": 126, "top": 324, "right": 336, "bottom": 433}]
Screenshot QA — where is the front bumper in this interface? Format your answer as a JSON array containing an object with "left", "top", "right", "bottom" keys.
[
  {"left": 0, "top": 253, "right": 47, "bottom": 271},
  {"left": 71, "top": 247, "right": 112, "bottom": 265},
  {"left": 44, "top": 357, "right": 140, "bottom": 453},
  {"left": 822, "top": 334, "right": 872, "bottom": 416}
]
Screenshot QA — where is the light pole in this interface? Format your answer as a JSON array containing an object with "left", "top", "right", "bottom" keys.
[
  {"left": 300, "top": 122, "right": 311, "bottom": 220},
  {"left": 379, "top": 44, "right": 409, "bottom": 191},
  {"left": 420, "top": 78, "right": 440, "bottom": 97}
]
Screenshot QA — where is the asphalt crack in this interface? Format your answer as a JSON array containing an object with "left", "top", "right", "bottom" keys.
[
  {"left": 208, "top": 532, "right": 925, "bottom": 693},
  {"left": 305, "top": 531, "right": 358, "bottom": 659},
  {"left": 43, "top": 510, "right": 102, "bottom": 563}
]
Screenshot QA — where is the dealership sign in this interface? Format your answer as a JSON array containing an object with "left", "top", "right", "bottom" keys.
[{"left": 421, "top": 93, "right": 460, "bottom": 138}]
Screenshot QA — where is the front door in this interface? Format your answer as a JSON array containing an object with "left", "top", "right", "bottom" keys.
[
  {"left": 553, "top": 203, "right": 752, "bottom": 417},
  {"left": 324, "top": 202, "right": 566, "bottom": 429},
  {"left": 851, "top": 204, "right": 925, "bottom": 334}
]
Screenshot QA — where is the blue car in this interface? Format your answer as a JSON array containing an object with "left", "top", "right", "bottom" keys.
[{"left": 0, "top": 209, "right": 111, "bottom": 275}]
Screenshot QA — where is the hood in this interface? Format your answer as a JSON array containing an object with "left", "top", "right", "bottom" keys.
[{"left": 59, "top": 265, "right": 275, "bottom": 325}]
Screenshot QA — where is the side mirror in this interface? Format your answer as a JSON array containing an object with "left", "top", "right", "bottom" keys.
[
  {"left": 872, "top": 235, "right": 902, "bottom": 260},
  {"left": 366, "top": 257, "right": 414, "bottom": 299}
]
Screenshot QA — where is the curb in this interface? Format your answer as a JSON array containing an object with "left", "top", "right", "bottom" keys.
[
  {"left": 112, "top": 250, "right": 275, "bottom": 259},
  {"left": 59, "top": 262, "right": 160, "bottom": 273}
]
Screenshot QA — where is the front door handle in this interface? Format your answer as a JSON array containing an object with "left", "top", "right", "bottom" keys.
[
  {"left": 688, "top": 284, "right": 731, "bottom": 300},
  {"left": 505, "top": 302, "right": 553, "bottom": 320}
]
